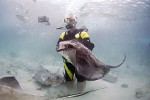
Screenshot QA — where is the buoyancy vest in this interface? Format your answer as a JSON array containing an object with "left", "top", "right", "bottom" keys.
[{"left": 59, "top": 29, "right": 95, "bottom": 51}]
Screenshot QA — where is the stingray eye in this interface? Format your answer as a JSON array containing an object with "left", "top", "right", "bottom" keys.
[{"left": 67, "top": 44, "right": 73, "bottom": 49}]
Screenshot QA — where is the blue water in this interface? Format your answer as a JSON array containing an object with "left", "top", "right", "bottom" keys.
[{"left": 0, "top": 0, "right": 150, "bottom": 100}]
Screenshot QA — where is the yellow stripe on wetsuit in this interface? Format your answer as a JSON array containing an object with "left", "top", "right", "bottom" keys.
[
  {"left": 60, "top": 32, "right": 66, "bottom": 39},
  {"left": 60, "top": 31, "right": 89, "bottom": 40},
  {"left": 64, "top": 63, "right": 73, "bottom": 80},
  {"left": 80, "top": 31, "right": 89, "bottom": 39}
]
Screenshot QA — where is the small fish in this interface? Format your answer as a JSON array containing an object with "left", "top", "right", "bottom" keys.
[
  {"left": 38, "top": 16, "right": 50, "bottom": 26},
  {"left": 32, "top": 0, "right": 36, "bottom": 3},
  {"left": 16, "top": 14, "right": 29, "bottom": 22}
]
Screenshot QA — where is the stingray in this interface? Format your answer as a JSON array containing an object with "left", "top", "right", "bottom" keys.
[
  {"left": 33, "top": 65, "right": 64, "bottom": 86},
  {"left": 0, "top": 76, "right": 103, "bottom": 99},
  {"left": 0, "top": 77, "right": 22, "bottom": 90},
  {"left": 56, "top": 39, "right": 126, "bottom": 81},
  {"left": 0, "top": 76, "right": 49, "bottom": 100},
  {"left": 38, "top": 16, "right": 50, "bottom": 26}
]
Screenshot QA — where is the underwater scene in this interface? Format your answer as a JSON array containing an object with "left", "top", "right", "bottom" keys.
[{"left": 0, "top": 0, "right": 150, "bottom": 100}]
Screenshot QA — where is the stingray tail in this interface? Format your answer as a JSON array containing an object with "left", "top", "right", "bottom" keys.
[
  {"left": 57, "top": 87, "right": 107, "bottom": 98},
  {"left": 105, "top": 54, "right": 126, "bottom": 68}
]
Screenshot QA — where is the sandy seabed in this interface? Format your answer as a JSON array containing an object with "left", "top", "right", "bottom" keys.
[{"left": 0, "top": 50, "right": 150, "bottom": 100}]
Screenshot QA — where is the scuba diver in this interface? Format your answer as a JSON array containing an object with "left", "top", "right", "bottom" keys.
[{"left": 56, "top": 14, "right": 95, "bottom": 90}]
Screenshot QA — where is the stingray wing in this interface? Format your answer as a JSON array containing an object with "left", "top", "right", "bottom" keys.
[
  {"left": 76, "top": 54, "right": 110, "bottom": 81},
  {"left": 59, "top": 48, "right": 77, "bottom": 66},
  {"left": 0, "top": 77, "right": 22, "bottom": 90}
]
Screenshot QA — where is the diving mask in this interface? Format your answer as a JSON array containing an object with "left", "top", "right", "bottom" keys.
[{"left": 64, "top": 17, "right": 77, "bottom": 24}]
